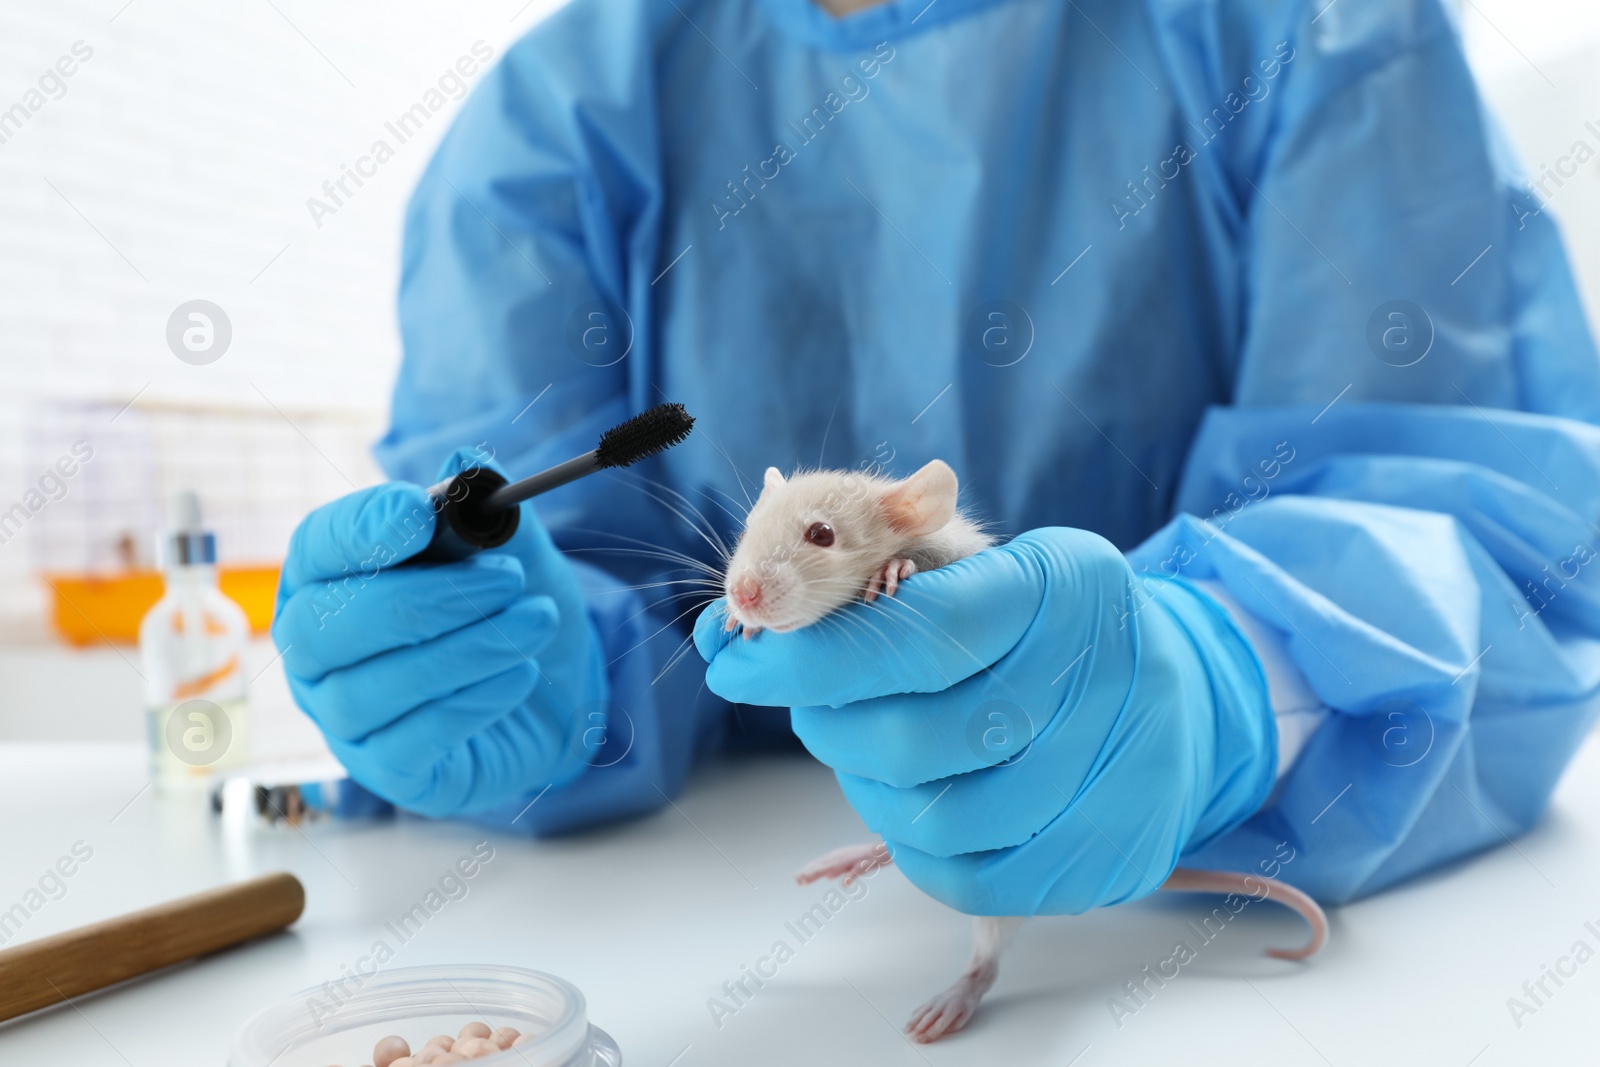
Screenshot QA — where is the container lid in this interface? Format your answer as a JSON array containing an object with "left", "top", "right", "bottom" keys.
[{"left": 162, "top": 489, "right": 216, "bottom": 566}]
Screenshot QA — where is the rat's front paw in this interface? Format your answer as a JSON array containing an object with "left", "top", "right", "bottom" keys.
[
  {"left": 863, "top": 559, "right": 917, "bottom": 602},
  {"left": 722, "top": 613, "right": 762, "bottom": 639}
]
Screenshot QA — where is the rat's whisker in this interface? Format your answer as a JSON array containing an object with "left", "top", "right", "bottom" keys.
[
  {"left": 693, "top": 423, "right": 756, "bottom": 509},
  {"left": 641, "top": 588, "right": 726, "bottom": 610},
  {"left": 816, "top": 608, "right": 895, "bottom": 658},
  {"left": 818, "top": 398, "right": 840, "bottom": 466},
  {"left": 703, "top": 482, "right": 754, "bottom": 524},
  {"left": 605, "top": 595, "right": 720, "bottom": 669},
  {"left": 584, "top": 555, "right": 726, "bottom": 586},
  {"left": 600, "top": 576, "right": 726, "bottom": 596},
  {"left": 564, "top": 538, "right": 727, "bottom": 581},
  {"left": 849, "top": 600, "right": 958, "bottom": 683},
  {"left": 819, "top": 592, "right": 904, "bottom": 647},
  {"left": 605, "top": 585, "right": 723, "bottom": 637},
  {"left": 613, "top": 472, "right": 735, "bottom": 562},
  {"left": 696, "top": 484, "right": 750, "bottom": 530},
  {"left": 812, "top": 617, "right": 876, "bottom": 659},
  {"left": 561, "top": 526, "right": 717, "bottom": 565},
  {"left": 614, "top": 481, "right": 731, "bottom": 560},
  {"left": 563, "top": 540, "right": 717, "bottom": 571},
  {"left": 651, "top": 629, "right": 705, "bottom": 686},
  {"left": 853, "top": 597, "right": 1003, "bottom": 691},
  {"left": 632, "top": 471, "right": 749, "bottom": 540},
  {"left": 811, "top": 613, "right": 877, "bottom": 661}
]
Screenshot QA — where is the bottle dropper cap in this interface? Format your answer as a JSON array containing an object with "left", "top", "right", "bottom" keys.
[{"left": 163, "top": 490, "right": 217, "bottom": 566}]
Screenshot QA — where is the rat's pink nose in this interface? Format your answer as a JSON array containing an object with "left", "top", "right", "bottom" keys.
[{"left": 730, "top": 575, "right": 764, "bottom": 610}]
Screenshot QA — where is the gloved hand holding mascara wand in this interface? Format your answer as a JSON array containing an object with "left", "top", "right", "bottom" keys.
[{"left": 270, "top": 405, "right": 693, "bottom": 816}]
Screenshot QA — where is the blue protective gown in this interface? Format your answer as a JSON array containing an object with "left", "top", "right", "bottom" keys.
[{"left": 374, "top": 0, "right": 1600, "bottom": 904}]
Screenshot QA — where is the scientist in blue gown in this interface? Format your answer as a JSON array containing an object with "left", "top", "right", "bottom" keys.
[{"left": 272, "top": 0, "right": 1600, "bottom": 913}]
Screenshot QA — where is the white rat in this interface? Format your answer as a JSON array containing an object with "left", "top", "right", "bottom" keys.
[
  {"left": 721, "top": 459, "right": 1328, "bottom": 1043},
  {"left": 722, "top": 460, "right": 992, "bottom": 636}
]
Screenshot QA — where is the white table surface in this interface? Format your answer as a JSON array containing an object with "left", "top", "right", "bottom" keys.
[{"left": 1, "top": 737, "right": 1598, "bottom": 1067}]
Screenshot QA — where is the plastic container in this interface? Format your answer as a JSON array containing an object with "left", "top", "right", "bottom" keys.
[{"left": 229, "top": 965, "right": 621, "bottom": 1067}]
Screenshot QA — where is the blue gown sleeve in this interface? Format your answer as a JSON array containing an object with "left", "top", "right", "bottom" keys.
[
  {"left": 1131, "top": 0, "right": 1600, "bottom": 902},
  {"left": 371, "top": 3, "right": 730, "bottom": 835}
]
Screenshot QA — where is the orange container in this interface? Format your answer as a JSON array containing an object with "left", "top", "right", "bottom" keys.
[{"left": 44, "top": 566, "right": 280, "bottom": 646}]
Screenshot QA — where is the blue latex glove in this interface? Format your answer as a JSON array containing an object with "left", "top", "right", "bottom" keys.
[
  {"left": 694, "top": 527, "right": 1276, "bottom": 916},
  {"left": 271, "top": 450, "right": 608, "bottom": 817}
]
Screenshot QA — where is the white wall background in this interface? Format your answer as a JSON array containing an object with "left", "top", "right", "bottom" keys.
[
  {"left": 1463, "top": 1, "right": 1600, "bottom": 321},
  {"left": 0, "top": 0, "right": 566, "bottom": 635},
  {"left": 0, "top": 0, "right": 1597, "bottom": 743}
]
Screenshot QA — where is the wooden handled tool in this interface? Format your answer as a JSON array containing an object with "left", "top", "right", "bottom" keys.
[{"left": 0, "top": 871, "right": 304, "bottom": 1022}]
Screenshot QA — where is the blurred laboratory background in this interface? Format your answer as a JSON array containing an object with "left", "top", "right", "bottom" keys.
[{"left": 1, "top": 0, "right": 1597, "bottom": 756}]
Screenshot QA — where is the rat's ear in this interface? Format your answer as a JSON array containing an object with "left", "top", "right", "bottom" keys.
[
  {"left": 763, "top": 467, "right": 786, "bottom": 492},
  {"left": 881, "top": 460, "right": 958, "bottom": 537}
]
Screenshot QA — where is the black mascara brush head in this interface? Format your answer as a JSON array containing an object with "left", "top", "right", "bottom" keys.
[{"left": 595, "top": 403, "right": 696, "bottom": 468}]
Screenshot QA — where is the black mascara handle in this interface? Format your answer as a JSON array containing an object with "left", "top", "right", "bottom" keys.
[
  {"left": 413, "top": 467, "right": 521, "bottom": 563},
  {"left": 485, "top": 450, "right": 602, "bottom": 510}
]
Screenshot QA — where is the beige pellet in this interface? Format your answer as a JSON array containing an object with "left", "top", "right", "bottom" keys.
[
  {"left": 455, "top": 1037, "right": 499, "bottom": 1059},
  {"left": 324, "top": 1021, "right": 525, "bottom": 1067},
  {"left": 373, "top": 1036, "right": 411, "bottom": 1067}
]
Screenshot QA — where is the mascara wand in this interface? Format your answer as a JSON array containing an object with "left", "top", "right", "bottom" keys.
[{"left": 416, "top": 402, "right": 696, "bottom": 563}]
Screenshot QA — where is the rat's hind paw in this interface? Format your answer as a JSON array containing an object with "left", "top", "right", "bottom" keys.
[
  {"left": 795, "top": 841, "right": 892, "bottom": 886},
  {"left": 863, "top": 559, "right": 917, "bottom": 602},
  {"left": 905, "top": 979, "right": 985, "bottom": 1043}
]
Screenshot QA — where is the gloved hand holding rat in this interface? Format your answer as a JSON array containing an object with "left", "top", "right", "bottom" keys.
[
  {"left": 696, "top": 462, "right": 1278, "bottom": 916},
  {"left": 271, "top": 449, "right": 608, "bottom": 817},
  {"left": 692, "top": 460, "right": 1322, "bottom": 1041}
]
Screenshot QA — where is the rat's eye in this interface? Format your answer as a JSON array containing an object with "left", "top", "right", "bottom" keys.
[{"left": 804, "top": 521, "right": 836, "bottom": 547}]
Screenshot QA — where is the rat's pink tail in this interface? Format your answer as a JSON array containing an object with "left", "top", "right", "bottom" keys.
[{"left": 1161, "top": 867, "right": 1327, "bottom": 961}]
